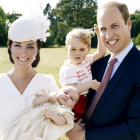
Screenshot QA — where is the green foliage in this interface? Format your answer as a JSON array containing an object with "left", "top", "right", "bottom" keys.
[
  {"left": 42, "top": 30, "right": 56, "bottom": 47},
  {"left": 56, "top": 0, "right": 97, "bottom": 28},
  {"left": 135, "top": 9, "right": 140, "bottom": 15},
  {"left": 43, "top": 3, "right": 56, "bottom": 47},
  {"left": 48, "top": 9, "right": 59, "bottom": 37},
  {"left": 43, "top": 3, "right": 52, "bottom": 15},
  {"left": 136, "top": 34, "right": 140, "bottom": 45},
  {"left": 43, "top": 3, "right": 64, "bottom": 47},
  {"left": 7, "top": 12, "right": 21, "bottom": 24},
  {"left": 132, "top": 34, "right": 140, "bottom": 45},
  {"left": 130, "top": 13, "right": 140, "bottom": 38},
  {"left": 56, "top": 22, "right": 73, "bottom": 45},
  {"left": 0, "top": 6, "right": 7, "bottom": 46},
  {"left": 0, "top": 9, "right": 21, "bottom": 46}
]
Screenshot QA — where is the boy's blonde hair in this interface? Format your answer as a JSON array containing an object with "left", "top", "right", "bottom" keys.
[{"left": 65, "top": 28, "right": 95, "bottom": 48}]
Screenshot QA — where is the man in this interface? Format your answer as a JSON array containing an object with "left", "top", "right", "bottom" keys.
[{"left": 66, "top": 1, "right": 140, "bottom": 140}]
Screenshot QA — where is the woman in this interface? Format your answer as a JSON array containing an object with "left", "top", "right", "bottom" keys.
[{"left": 0, "top": 8, "right": 59, "bottom": 136}]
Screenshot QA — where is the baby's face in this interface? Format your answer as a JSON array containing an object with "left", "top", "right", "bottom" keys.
[{"left": 56, "top": 87, "right": 79, "bottom": 109}]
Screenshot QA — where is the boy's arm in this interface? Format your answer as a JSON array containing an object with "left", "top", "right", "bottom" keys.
[
  {"left": 92, "top": 24, "right": 106, "bottom": 62},
  {"left": 44, "top": 109, "right": 66, "bottom": 126},
  {"left": 67, "top": 80, "right": 100, "bottom": 94}
]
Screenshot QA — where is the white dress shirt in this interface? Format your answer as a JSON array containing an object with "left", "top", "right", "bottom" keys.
[{"left": 103, "top": 40, "right": 134, "bottom": 80}]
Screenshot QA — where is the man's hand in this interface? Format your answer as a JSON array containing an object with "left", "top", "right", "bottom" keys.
[{"left": 66, "top": 119, "right": 85, "bottom": 140}]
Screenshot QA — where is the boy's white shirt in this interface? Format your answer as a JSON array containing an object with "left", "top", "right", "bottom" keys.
[{"left": 60, "top": 55, "right": 93, "bottom": 95}]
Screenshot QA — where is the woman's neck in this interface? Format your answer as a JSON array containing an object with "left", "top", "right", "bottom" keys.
[
  {"left": 6, "top": 67, "right": 37, "bottom": 94},
  {"left": 7, "top": 67, "right": 36, "bottom": 83}
]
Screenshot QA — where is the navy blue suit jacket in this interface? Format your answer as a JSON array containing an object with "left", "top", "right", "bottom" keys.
[{"left": 85, "top": 45, "right": 140, "bottom": 140}]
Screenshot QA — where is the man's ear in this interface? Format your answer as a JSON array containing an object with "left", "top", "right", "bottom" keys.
[{"left": 127, "top": 18, "right": 132, "bottom": 30}]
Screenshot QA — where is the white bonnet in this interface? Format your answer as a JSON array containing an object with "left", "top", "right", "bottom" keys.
[{"left": 8, "top": 9, "right": 50, "bottom": 42}]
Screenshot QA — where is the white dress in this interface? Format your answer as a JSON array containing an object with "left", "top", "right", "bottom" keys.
[
  {"left": 0, "top": 73, "right": 59, "bottom": 136},
  {"left": 1, "top": 89, "right": 74, "bottom": 140}
]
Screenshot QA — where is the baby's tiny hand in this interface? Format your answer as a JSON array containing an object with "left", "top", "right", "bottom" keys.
[
  {"left": 91, "top": 79, "right": 101, "bottom": 91},
  {"left": 48, "top": 96, "right": 57, "bottom": 104},
  {"left": 44, "top": 109, "right": 56, "bottom": 119}
]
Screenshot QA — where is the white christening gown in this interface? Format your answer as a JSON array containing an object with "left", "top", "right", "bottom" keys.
[{"left": 1, "top": 89, "right": 74, "bottom": 140}]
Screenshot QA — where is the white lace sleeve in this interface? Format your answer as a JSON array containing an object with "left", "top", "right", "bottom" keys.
[{"left": 35, "top": 88, "right": 49, "bottom": 97}]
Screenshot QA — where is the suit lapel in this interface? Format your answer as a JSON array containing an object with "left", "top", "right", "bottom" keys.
[
  {"left": 97, "top": 55, "right": 110, "bottom": 82},
  {"left": 92, "top": 45, "right": 139, "bottom": 117}
]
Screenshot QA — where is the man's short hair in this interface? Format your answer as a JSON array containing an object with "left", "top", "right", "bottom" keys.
[{"left": 97, "top": 1, "right": 130, "bottom": 25}]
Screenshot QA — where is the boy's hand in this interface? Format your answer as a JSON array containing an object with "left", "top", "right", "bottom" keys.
[
  {"left": 91, "top": 79, "right": 101, "bottom": 91},
  {"left": 94, "top": 24, "right": 99, "bottom": 37}
]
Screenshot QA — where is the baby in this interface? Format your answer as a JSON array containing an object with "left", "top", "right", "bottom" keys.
[{"left": 1, "top": 86, "right": 79, "bottom": 140}]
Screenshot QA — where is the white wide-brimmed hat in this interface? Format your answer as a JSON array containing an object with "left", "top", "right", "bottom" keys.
[{"left": 8, "top": 8, "right": 50, "bottom": 42}]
